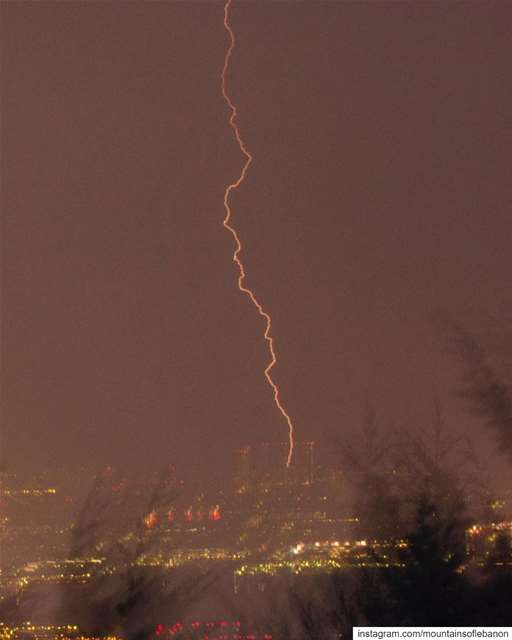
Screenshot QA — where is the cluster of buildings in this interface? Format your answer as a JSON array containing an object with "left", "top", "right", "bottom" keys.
[
  {"left": 0, "top": 623, "right": 272, "bottom": 640},
  {"left": 466, "top": 521, "right": 512, "bottom": 564},
  {"left": 0, "top": 623, "right": 121, "bottom": 640},
  {"left": 152, "top": 621, "right": 272, "bottom": 640},
  {"left": 0, "top": 442, "right": 511, "bottom": 638}
]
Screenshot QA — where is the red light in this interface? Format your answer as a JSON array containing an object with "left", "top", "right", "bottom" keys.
[
  {"left": 154, "top": 624, "right": 165, "bottom": 636},
  {"left": 144, "top": 510, "right": 157, "bottom": 529}
]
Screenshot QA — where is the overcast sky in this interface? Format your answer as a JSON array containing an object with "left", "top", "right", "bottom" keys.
[{"left": 2, "top": 1, "right": 512, "bottom": 483}]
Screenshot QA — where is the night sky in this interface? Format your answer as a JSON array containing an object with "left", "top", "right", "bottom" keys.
[{"left": 3, "top": 1, "right": 512, "bottom": 482}]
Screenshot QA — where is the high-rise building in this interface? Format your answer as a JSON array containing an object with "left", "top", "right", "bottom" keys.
[{"left": 233, "top": 441, "right": 316, "bottom": 488}]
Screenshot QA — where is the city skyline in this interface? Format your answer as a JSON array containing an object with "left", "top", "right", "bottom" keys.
[{"left": 2, "top": 0, "right": 512, "bottom": 635}]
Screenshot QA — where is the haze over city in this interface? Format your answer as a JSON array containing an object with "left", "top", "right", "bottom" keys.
[{"left": 1, "top": 1, "right": 512, "bottom": 637}]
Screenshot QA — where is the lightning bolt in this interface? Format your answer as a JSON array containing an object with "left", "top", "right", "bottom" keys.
[{"left": 221, "top": 0, "right": 294, "bottom": 468}]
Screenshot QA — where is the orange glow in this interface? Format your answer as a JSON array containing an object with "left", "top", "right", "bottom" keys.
[
  {"left": 210, "top": 504, "right": 221, "bottom": 521},
  {"left": 221, "top": 0, "right": 295, "bottom": 468},
  {"left": 144, "top": 510, "right": 157, "bottom": 529}
]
